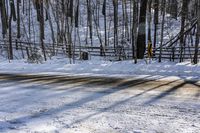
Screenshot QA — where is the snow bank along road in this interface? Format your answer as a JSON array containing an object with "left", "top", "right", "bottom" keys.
[{"left": 0, "top": 73, "right": 199, "bottom": 133}]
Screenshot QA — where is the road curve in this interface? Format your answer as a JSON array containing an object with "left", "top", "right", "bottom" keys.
[{"left": 0, "top": 73, "right": 199, "bottom": 133}]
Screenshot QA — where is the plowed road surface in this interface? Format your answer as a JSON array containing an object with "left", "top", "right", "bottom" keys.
[{"left": 0, "top": 73, "right": 199, "bottom": 133}]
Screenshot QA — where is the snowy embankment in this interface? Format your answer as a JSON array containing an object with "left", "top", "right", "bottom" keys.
[{"left": 0, "top": 56, "right": 199, "bottom": 81}]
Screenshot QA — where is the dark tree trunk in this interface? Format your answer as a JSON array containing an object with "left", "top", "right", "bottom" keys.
[
  {"left": 113, "top": 0, "right": 118, "bottom": 49},
  {"left": 102, "top": 0, "right": 107, "bottom": 46},
  {"left": 8, "top": 0, "right": 14, "bottom": 60},
  {"left": 168, "top": 0, "right": 178, "bottom": 19},
  {"left": 87, "top": 0, "right": 93, "bottom": 46},
  {"left": 148, "top": 0, "right": 152, "bottom": 42},
  {"left": 39, "top": 0, "right": 47, "bottom": 61},
  {"left": 153, "top": 0, "right": 159, "bottom": 50},
  {"left": 132, "top": 0, "right": 138, "bottom": 63},
  {"left": 137, "top": 0, "right": 147, "bottom": 59},
  {"left": 193, "top": 0, "right": 200, "bottom": 64},
  {"left": 75, "top": 0, "right": 79, "bottom": 28},
  {"left": 17, "top": 0, "right": 20, "bottom": 39},
  {"left": 180, "top": 0, "right": 188, "bottom": 62},
  {"left": 0, "top": 0, "right": 8, "bottom": 37},
  {"left": 159, "top": 0, "right": 166, "bottom": 62}
]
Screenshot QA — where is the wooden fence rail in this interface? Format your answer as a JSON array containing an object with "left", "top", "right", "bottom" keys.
[{"left": 0, "top": 40, "right": 199, "bottom": 62}]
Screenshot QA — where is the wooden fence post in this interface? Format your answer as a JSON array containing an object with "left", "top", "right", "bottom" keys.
[{"left": 172, "top": 47, "right": 175, "bottom": 62}]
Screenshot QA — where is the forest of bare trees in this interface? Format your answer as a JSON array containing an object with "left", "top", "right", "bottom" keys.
[{"left": 0, "top": 0, "right": 199, "bottom": 64}]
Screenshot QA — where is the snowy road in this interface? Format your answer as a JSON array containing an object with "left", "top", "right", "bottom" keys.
[{"left": 0, "top": 73, "right": 200, "bottom": 133}]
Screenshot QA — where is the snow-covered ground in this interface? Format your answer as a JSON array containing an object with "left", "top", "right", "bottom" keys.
[
  {"left": 0, "top": 72, "right": 199, "bottom": 133},
  {"left": 0, "top": 57, "right": 200, "bottom": 133},
  {"left": 0, "top": 56, "right": 199, "bottom": 81}
]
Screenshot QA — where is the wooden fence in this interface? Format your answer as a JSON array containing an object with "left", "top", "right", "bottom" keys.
[{"left": 0, "top": 40, "right": 200, "bottom": 62}]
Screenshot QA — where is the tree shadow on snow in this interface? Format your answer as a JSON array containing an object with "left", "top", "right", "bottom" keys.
[{"left": 0, "top": 73, "right": 199, "bottom": 132}]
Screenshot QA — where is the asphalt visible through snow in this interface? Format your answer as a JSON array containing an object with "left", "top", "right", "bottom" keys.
[
  {"left": 0, "top": 73, "right": 199, "bottom": 98},
  {"left": 0, "top": 73, "right": 199, "bottom": 133}
]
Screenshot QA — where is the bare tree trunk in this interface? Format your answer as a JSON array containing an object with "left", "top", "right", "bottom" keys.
[
  {"left": 17, "top": 0, "right": 20, "bottom": 39},
  {"left": 87, "top": 0, "right": 93, "bottom": 46},
  {"left": 113, "top": 0, "right": 118, "bottom": 49},
  {"left": 39, "top": 0, "right": 47, "bottom": 61},
  {"left": 122, "top": 0, "right": 129, "bottom": 39},
  {"left": 137, "top": 0, "right": 147, "bottom": 59},
  {"left": 159, "top": 0, "right": 166, "bottom": 63},
  {"left": 147, "top": 0, "right": 152, "bottom": 42},
  {"left": 9, "top": 11, "right": 13, "bottom": 60},
  {"left": 180, "top": 0, "right": 188, "bottom": 62},
  {"left": 132, "top": 0, "right": 138, "bottom": 63},
  {"left": 193, "top": 0, "right": 200, "bottom": 64},
  {"left": 46, "top": 0, "right": 55, "bottom": 55},
  {"left": 168, "top": 0, "right": 178, "bottom": 19},
  {"left": 153, "top": 0, "right": 159, "bottom": 50},
  {"left": 102, "top": 0, "right": 107, "bottom": 46},
  {"left": 8, "top": 0, "right": 16, "bottom": 60},
  {"left": 0, "top": 0, "right": 8, "bottom": 37}
]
